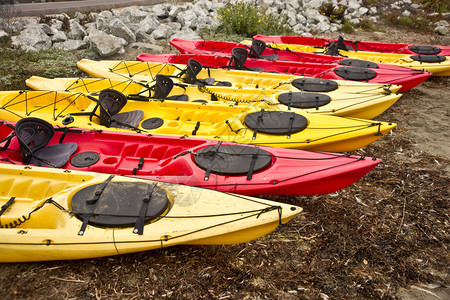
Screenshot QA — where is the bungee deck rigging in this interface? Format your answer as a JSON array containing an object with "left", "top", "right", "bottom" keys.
[
  {"left": 0, "top": 164, "right": 301, "bottom": 262},
  {"left": 0, "top": 90, "right": 396, "bottom": 152},
  {"left": 0, "top": 118, "right": 381, "bottom": 195}
]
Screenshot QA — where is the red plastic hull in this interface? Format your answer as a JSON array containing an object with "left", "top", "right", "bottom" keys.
[
  {"left": 254, "top": 34, "right": 450, "bottom": 56},
  {"left": 137, "top": 52, "right": 431, "bottom": 92},
  {"left": 0, "top": 120, "right": 380, "bottom": 196}
]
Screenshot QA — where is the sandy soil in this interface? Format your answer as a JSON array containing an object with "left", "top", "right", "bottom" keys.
[{"left": 0, "top": 22, "right": 449, "bottom": 300}]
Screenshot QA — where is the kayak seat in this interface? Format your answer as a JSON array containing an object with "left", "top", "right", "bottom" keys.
[
  {"left": 231, "top": 47, "right": 264, "bottom": 72},
  {"left": 98, "top": 89, "right": 144, "bottom": 129},
  {"left": 15, "top": 117, "right": 77, "bottom": 168},
  {"left": 153, "top": 74, "right": 189, "bottom": 101},
  {"left": 251, "top": 39, "right": 279, "bottom": 61},
  {"left": 185, "top": 59, "right": 232, "bottom": 87}
]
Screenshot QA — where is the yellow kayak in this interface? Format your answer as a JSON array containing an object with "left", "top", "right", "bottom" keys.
[
  {"left": 0, "top": 164, "right": 301, "bottom": 262},
  {"left": 0, "top": 90, "right": 396, "bottom": 152},
  {"left": 260, "top": 42, "right": 450, "bottom": 76},
  {"left": 77, "top": 59, "right": 402, "bottom": 94},
  {"left": 26, "top": 76, "right": 402, "bottom": 119}
]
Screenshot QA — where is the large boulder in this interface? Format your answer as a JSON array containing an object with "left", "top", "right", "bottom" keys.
[
  {"left": 67, "top": 21, "right": 87, "bottom": 40},
  {"left": 139, "top": 15, "right": 160, "bottom": 34},
  {"left": 109, "top": 18, "right": 136, "bottom": 44},
  {"left": 120, "top": 6, "right": 148, "bottom": 23},
  {"left": 150, "top": 24, "right": 173, "bottom": 40},
  {"left": 153, "top": 4, "right": 169, "bottom": 19},
  {"left": 11, "top": 25, "right": 52, "bottom": 51},
  {"left": 90, "top": 33, "right": 127, "bottom": 58}
]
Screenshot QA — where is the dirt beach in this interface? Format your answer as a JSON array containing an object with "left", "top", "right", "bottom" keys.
[{"left": 0, "top": 25, "right": 449, "bottom": 300}]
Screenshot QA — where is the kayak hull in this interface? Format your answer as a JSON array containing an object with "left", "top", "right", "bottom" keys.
[
  {"left": 0, "top": 164, "right": 301, "bottom": 262},
  {"left": 0, "top": 120, "right": 381, "bottom": 195}
]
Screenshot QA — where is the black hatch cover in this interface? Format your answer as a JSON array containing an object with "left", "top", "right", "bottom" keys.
[
  {"left": 334, "top": 67, "right": 377, "bottom": 81},
  {"left": 244, "top": 110, "right": 308, "bottom": 135},
  {"left": 339, "top": 59, "right": 379, "bottom": 69},
  {"left": 194, "top": 144, "right": 272, "bottom": 175},
  {"left": 410, "top": 55, "right": 446, "bottom": 63},
  {"left": 71, "top": 181, "right": 170, "bottom": 227},
  {"left": 291, "top": 78, "right": 338, "bottom": 92},
  {"left": 409, "top": 45, "right": 441, "bottom": 55},
  {"left": 277, "top": 92, "right": 331, "bottom": 109}
]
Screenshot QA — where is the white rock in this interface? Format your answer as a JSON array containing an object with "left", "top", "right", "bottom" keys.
[
  {"left": 49, "top": 19, "right": 64, "bottom": 31},
  {"left": 139, "top": 15, "right": 160, "bottom": 34},
  {"left": 402, "top": 10, "right": 411, "bottom": 17},
  {"left": 11, "top": 25, "right": 52, "bottom": 51},
  {"left": 90, "top": 33, "right": 126, "bottom": 58},
  {"left": 369, "top": 6, "right": 377, "bottom": 15},
  {"left": 359, "top": 7, "right": 369, "bottom": 15},
  {"left": 153, "top": 4, "right": 169, "bottom": 19},
  {"left": 0, "top": 30, "right": 8, "bottom": 42},
  {"left": 74, "top": 12, "right": 86, "bottom": 20},
  {"left": 169, "top": 6, "right": 183, "bottom": 21},
  {"left": 434, "top": 20, "right": 449, "bottom": 27},
  {"left": 170, "top": 27, "right": 200, "bottom": 40},
  {"left": 53, "top": 39, "right": 87, "bottom": 51},
  {"left": 177, "top": 10, "right": 198, "bottom": 29},
  {"left": 129, "top": 42, "right": 162, "bottom": 52},
  {"left": 435, "top": 26, "right": 449, "bottom": 36},
  {"left": 51, "top": 30, "right": 67, "bottom": 43},
  {"left": 285, "top": 0, "right": 300, "bottom": 10},
  {"left": 347, "top": 0, "right": 361, "bottom": 13},
  {"left": 151, "top": 24, "right": 173, "bottom": 40},
  {"left": 67, "top": 21, "right": 87, "bottom": 40},
  {"left": 297, "top": 14, "right": 307, "bottom": 24},
  {"left": 99, "top": 11, "right": 113, "bottom": 19},
  {"left": 120, "top": 6, "right": 148, "bottom": 23},
  {"left": 109, "top": 18, "right": 136, "bottom": 44}
]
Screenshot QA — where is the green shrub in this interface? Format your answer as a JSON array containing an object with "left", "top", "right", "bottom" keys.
[
  {"left": 416, "top": 0, "right": 449, "bottom": 13},
  {"left": 318, "top": 3, "right": 347, "bottom": 23},
  {"left": 358, "top": 19, "right": 376, "bottom": 31},
  {"left": 385, "top": 12, "right": 434, "bottom": 32},
  {"left": 0, "top": 48, "right": 82, "bottom": 90},
  {"left": 341, "top": 19, "right": 355, "bottom": 33},
  {"left": 215, "top": 1, "right": 294, "bottom": 37}
]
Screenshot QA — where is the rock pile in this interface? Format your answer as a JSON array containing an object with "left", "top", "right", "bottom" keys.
[{"left": 0, "top": 0, "right": 448, "bottom": 57}]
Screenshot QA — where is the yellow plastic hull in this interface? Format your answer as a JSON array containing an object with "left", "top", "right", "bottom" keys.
[
  {"left": 0, "top": 90, "right": 396, "bottom": 152},
  {"left": 76, "top": 59, "right": 403, "bottom": 93},
  {"left": 26, "top": 76, "right": 402, "bottom": 119},
  {"left": 0, "top": 164, "right": 301, "bottom": 262}
]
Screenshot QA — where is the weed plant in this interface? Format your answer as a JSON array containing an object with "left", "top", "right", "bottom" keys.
[
  {"left": 0, "top": 48, "right": 81, "bottom": 90},
  {"left": 318, "top": 3, "right": 347, "bottom": 23},
  {"left": 214, "top": 0, "right": 294, "bottom": 38}
]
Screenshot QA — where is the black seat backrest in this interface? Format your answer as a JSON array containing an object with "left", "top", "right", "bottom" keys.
[
  {"left": 231, "top": 47, "right": 249, "bottom": 68},
  {"left": 325, "top": 42, "right": 340, "bottom": 56},
  {"left": 153, "top": 74, "right": 174, "bottom": 100},
  {"left": 336, "top": 36, "right": 348, "bottom": 50},
  {"left": 15, "top": 117, "right": 55, "bottom": 164},
  {"left": 251, "top": 39, "right": 266, "bottom": 58},
  {"left": 98, "top": 89, "right": 128, "bottom": 127},
  {"left": 184, "top": 59, "right": 203, "bottom": 84}
]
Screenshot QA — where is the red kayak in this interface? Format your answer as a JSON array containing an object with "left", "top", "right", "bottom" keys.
[
  {"left": 0, "top": 118, "right": 380, "bottom": 196},
  {"left": 137, "top": 51, "right": 431, "bottom": 92},
  {"left": 254, "top": 34, "right": 450, "bottom": 56}
]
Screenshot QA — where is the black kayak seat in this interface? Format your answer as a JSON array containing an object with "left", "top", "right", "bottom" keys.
[
  {"left": 251, "top": 39, "right": 279, "bottom": 61},
  {"left": 184, "top": 59, "right": 232, "bottom": 87},
  {"left": 231, "top": 47, "right": 265, "bottom": 72},
  {"left": 153, "top": 74, "right": 189, "bottom": 101},
  {"left": 98, "top": 89, "right": 144, "bottom": 129},
  {"left": 15, "top": 117, "right": 77, "bottom": 168}
]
